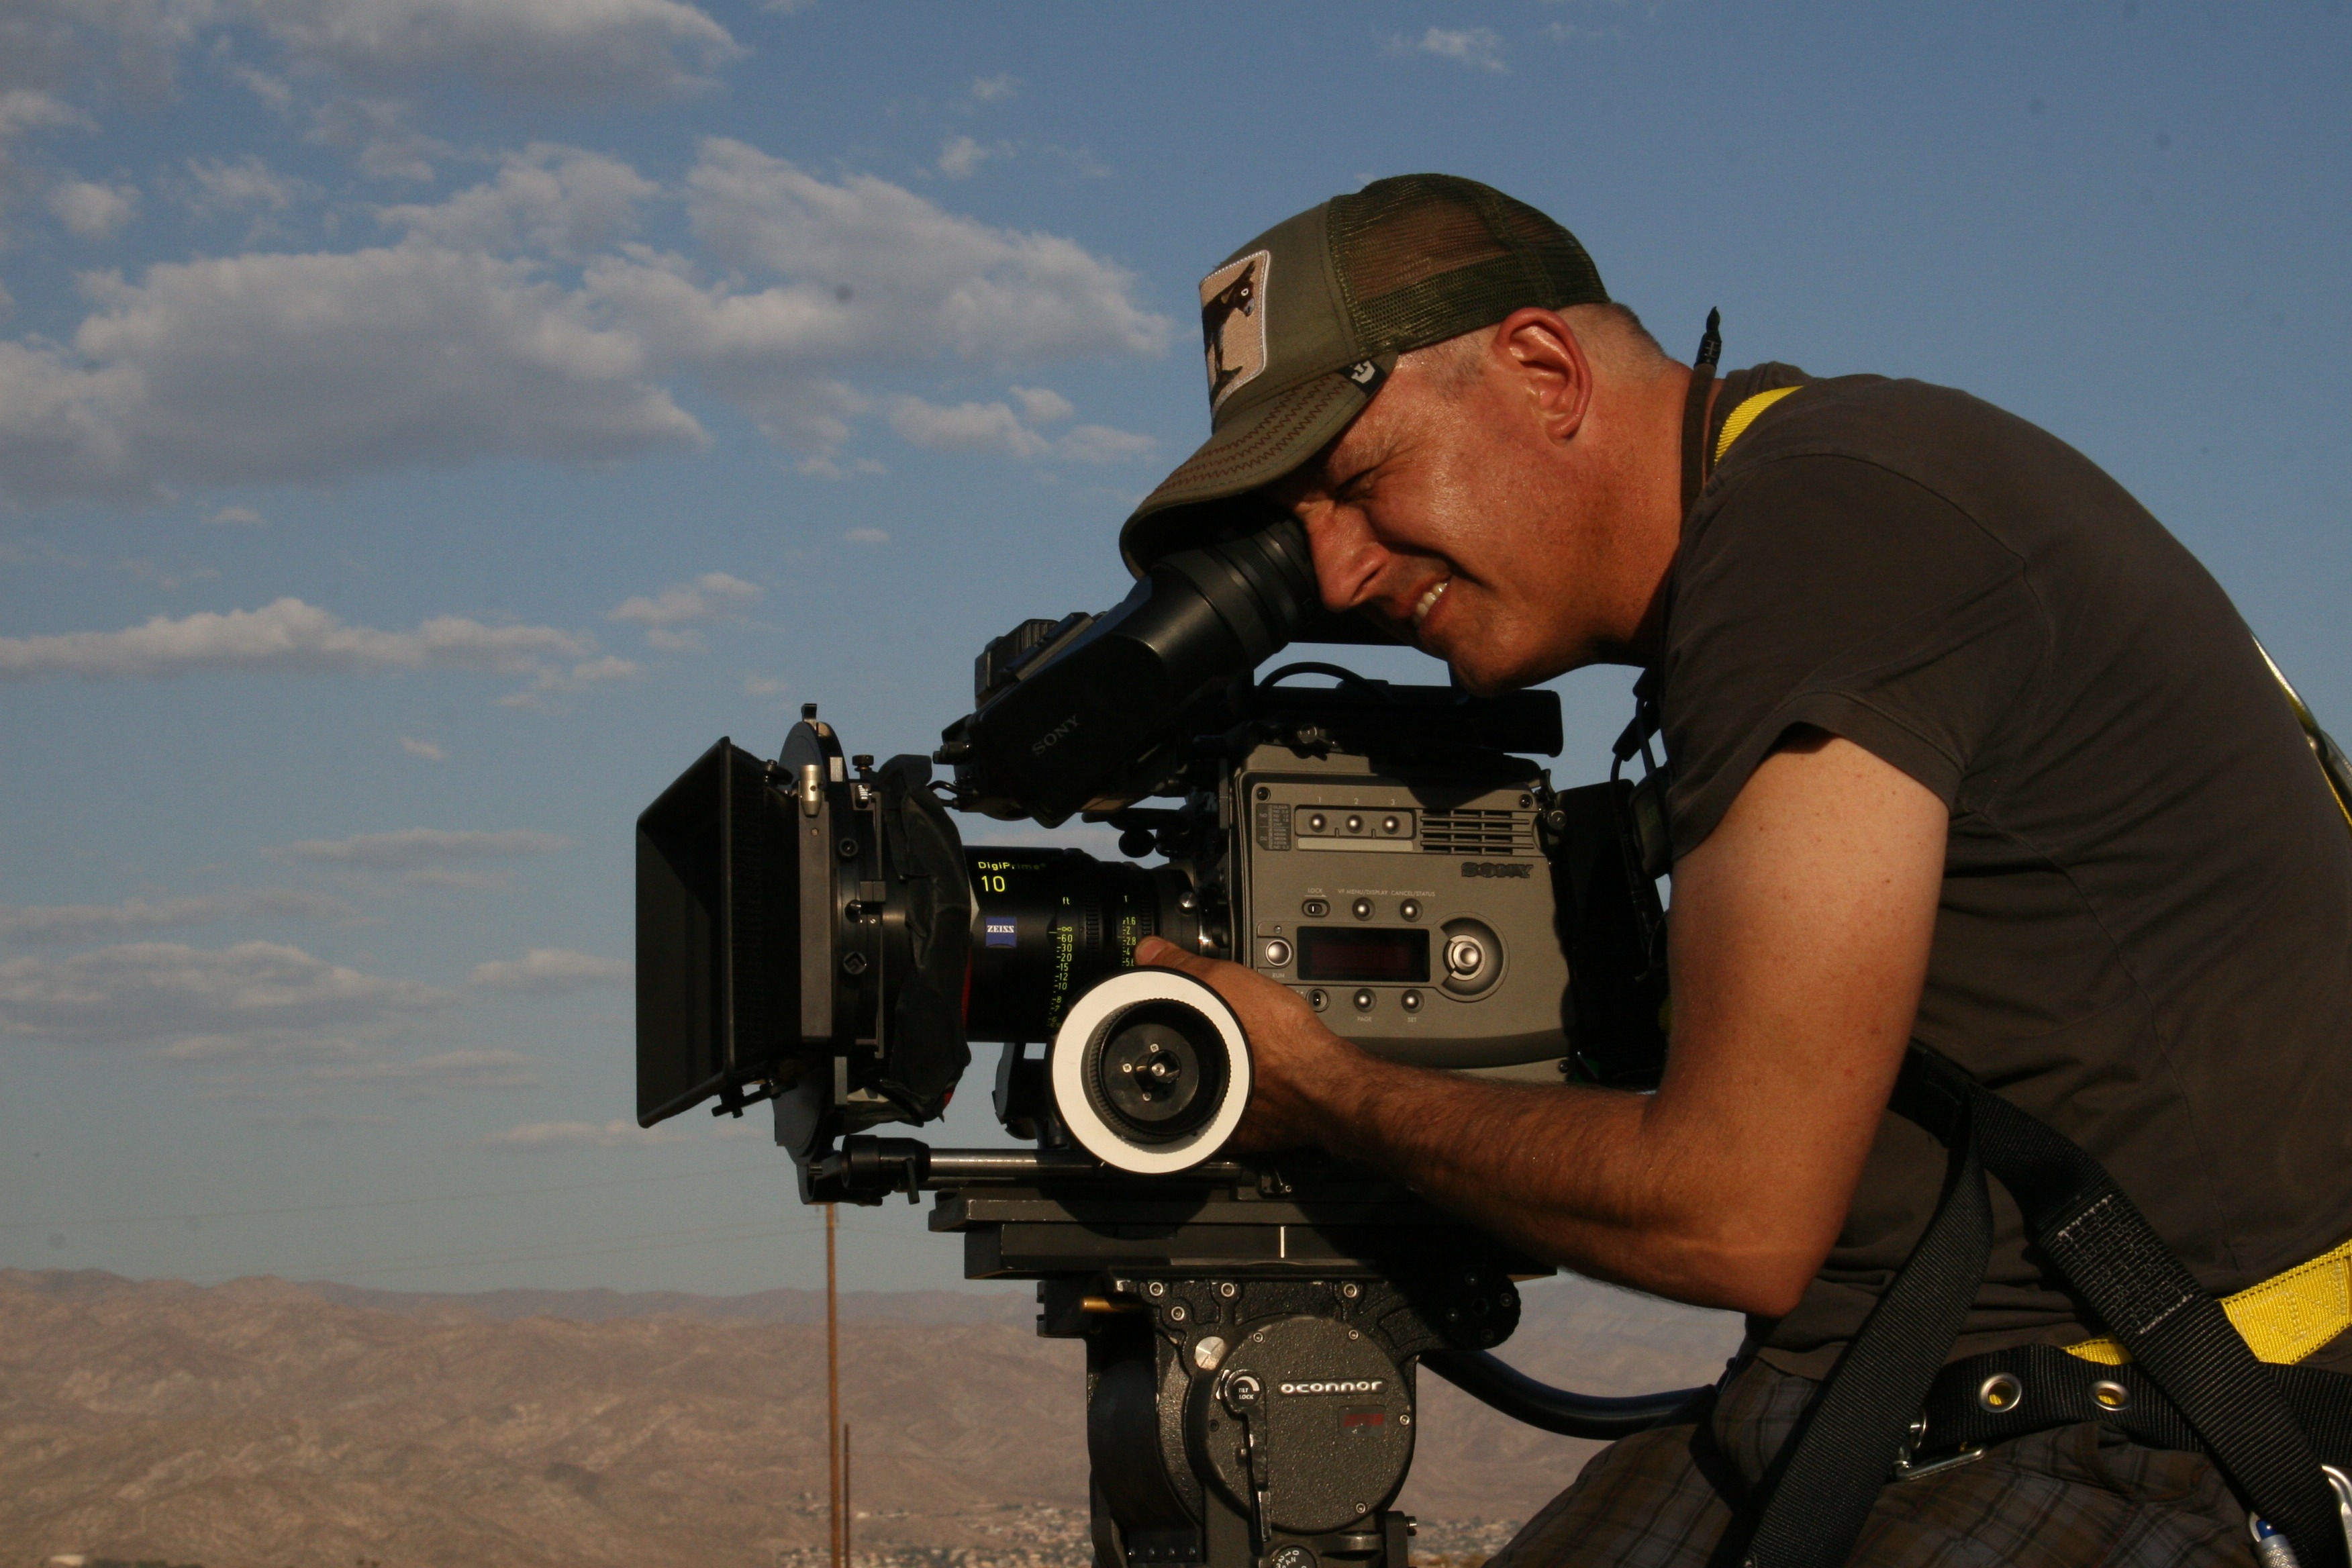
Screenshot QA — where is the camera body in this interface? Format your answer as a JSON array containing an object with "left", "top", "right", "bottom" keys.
[{"left": 631, "top": 518, "right": 1687, "bottom": 1568}]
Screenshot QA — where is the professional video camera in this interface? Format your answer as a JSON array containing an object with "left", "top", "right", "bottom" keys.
[{"left": 635, "top": 514, "right": 1700, "bottom": 1568}]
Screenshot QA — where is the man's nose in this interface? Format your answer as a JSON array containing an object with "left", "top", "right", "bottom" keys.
[{"left": 1300, "top": 508, "right": 1385, "bottom": 615}]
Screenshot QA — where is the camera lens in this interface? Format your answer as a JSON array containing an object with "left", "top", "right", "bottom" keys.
[{"left": 965, "top": 848, "right": 1197, "bottom": 1044}]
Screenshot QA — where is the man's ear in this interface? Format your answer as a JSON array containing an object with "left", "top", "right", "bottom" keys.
[{"left": 1494, "top": 307, "right": 1593, "bottom": 442}]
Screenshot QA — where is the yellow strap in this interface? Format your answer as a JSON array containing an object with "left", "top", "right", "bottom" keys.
[
  {"left": 2065, "top": 1232, "right": 2352, "bottom": 1366},
  {"left": 1714, "top": 385, "right": 1802, "bottom": 464}
]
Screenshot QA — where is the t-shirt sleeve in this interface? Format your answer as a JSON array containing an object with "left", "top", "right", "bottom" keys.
[{"left": 1661, "top": 454, "right": 2048, "bottom": 858}]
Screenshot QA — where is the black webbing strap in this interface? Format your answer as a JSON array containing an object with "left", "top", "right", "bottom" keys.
[
  {"left": 1736, "top": 1095, "right": 1992, "bottom": 1567},
  {"left": 1913, "top": 1344, "right": 2352, "bottom": 1467},
  {"left": 1732, "top": 1044, "right": 2347, "bottom": 1568},
  {"left": 1679, "top": 309, "right": 1722, "bottom": 518}
]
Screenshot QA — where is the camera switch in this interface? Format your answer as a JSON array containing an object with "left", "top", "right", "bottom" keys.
[
  {"left": 1302, "top": 898, "right": 1329, "bottom": 918},
  {"left": 1262, "top": 938, "right": 1293, "bottom": 968}
]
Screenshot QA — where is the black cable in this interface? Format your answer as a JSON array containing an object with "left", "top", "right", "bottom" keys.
[{"left": 1421, "top": 1347, "right": 1712, "bottom": 1440}]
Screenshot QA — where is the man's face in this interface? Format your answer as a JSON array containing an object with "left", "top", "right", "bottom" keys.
[{"left": 1273, "top": 343, "right": 1607, "bottom": 695}]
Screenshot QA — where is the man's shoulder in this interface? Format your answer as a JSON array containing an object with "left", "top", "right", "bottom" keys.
[
  {"left": 1710, "top": 366, "right": 2066, "bottom": 490},
  {"left": 1696, "top": 364, "right": 2160, "bottom": 578}
]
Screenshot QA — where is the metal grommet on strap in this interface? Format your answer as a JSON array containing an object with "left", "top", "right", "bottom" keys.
[
  {"left": 1977, "top": 1372, "right": 2023, "bottom": 1413},
  {"left": 2092, "top": 1379, "right": 2130, "bottom": 1412}
]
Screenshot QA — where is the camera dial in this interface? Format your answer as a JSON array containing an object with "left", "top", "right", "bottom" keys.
[{"left": 1052, "top": 969, "right": 1251, "bottom": 1173}]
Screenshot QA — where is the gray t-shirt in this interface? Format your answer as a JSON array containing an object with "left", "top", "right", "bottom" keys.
[{"left": 1660, "top": 364, "right": 2352, "bottom": 1375}]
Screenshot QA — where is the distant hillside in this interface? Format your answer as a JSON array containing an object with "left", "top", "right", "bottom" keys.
[{"left": 0, "top": 1267, "right": 1740, "bottom": 1568}]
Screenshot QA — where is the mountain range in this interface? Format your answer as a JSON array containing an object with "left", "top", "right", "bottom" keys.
[{"left": 1, "top": 1267, "right": 1741, "bottom": 1568}]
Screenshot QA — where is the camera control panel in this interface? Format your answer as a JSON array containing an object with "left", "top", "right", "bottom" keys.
[{"left": 1232, "top": 744, "right": 1571, "bottom": 1071}]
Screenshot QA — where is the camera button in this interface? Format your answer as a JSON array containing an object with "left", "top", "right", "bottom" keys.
[
  {"left": 1306, "top": 812, "right": 1328, "bottom": 834},
  {"left": 1301, "top": 898, "right": 1329, "bottom": 918},
  {"left": 1398, "top": 899, "right": 1422, "bottom": 922},
  {"left": 1304, "top": 987, "right": 1330, "bottom": 1012},
  {"left": 1351, "top": 989, "right": 1376, "bottom": 1013},
  {"left": 1400, "top": 989, "right": 1423, "bottom": 1014},
  {"left": 1344, "top": 814, "right": 1365, "bottom": 834},
  {"left": 1261, "top": 938, "right": 1292, "bottom": 969},
  {"left": 1351, "top": 897, "right": 1375, "bottom": 920}
]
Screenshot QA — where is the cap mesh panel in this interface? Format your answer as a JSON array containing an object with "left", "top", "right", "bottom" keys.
[{"left": 1330, "top": 175, "right": 1606, "bottom": 355}]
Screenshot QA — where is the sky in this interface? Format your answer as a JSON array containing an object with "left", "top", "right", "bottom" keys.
[{"left": 1, "top": 1, "right": 2346, "bottom": 1301}]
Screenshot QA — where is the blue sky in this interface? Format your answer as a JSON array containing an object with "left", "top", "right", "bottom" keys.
[{"left": 1, "top": 1, "right": 2345, "bottom": 1298}]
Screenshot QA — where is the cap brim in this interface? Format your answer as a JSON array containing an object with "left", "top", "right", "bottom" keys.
[{"left": 1119, "top": 371, "right": 1374, "bottom": 575}]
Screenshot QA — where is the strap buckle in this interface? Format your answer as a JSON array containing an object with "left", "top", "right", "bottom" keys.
[{"left": 1890, "top": 1414, "right": 1986, "bottom": 1484}]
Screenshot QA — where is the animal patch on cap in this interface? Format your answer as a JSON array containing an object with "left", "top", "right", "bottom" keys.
[{"left": 1199, "top": 250, "right": 1269, "bottom": 413}]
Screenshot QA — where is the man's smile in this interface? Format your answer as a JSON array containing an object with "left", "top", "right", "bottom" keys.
[{"left": 1410, "top": 579, "right": 1450, "bottom": 628}]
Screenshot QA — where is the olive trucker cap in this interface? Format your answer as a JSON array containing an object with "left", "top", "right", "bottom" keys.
[{"left": 1118, "top": 173, "right": 1609, "bottom": 573}]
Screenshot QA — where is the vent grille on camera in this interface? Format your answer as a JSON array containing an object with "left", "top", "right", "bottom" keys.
[{"left": 1418, "top": 810, "right": 1534, "bottom": 856}]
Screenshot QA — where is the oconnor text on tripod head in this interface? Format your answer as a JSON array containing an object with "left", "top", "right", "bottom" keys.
[{"left": 632, "top": 511, "right": 1698, "bottom": 1568}]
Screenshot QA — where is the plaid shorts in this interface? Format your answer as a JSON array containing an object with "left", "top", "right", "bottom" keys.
[{"left": 1483, "top": 1358, "right": 2256, "bottom": 1568}]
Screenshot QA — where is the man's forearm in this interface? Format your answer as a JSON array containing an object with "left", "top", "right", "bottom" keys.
[{"left": 1300, "top": 1048, "right": 1790, "bottom": 1314}]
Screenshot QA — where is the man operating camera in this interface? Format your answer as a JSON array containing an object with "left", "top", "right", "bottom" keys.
[{"left": 1122, "top": 175, "right": 2352, "bottom": 1565}]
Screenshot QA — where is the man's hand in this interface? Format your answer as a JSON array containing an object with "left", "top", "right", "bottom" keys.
[
  {"left": 1130, "top": 732, "right": 1946, "bottom": 1318},
  {"left": 1128, "top": 936, "right": 1363, "bottom": 1153}
]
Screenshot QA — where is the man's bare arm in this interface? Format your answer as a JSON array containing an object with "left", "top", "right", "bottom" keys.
[{"left": 1136, "top": 732, "right": 1946, "bottom": 1317}]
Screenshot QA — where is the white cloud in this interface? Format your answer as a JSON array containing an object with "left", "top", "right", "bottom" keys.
[
  {"left": 493, "top": 652, "right": 641, "bottom": 707},
  {"left": 379, "top": 142, "right": 658, "bottom": 257},
  {"left": 0, "top": 598, "right": 592, "bottom": 681},
  {"left": 742, "top": 673, "right": 789, "bottom": 695},
  {"left": 395, "top": 867, "right": 509, "bottom": 891},
  {"left": 890, "top": 395, "right": 1050, "bottom": 458},
  {"left": 304, "top": 1046, "right": 540, "bottom": 1093},
  {"left": 674, "top": 138, "right": 1170, "bottom": 364},
  {"left": 1389, "top": 26, "right": 1508, "bottom": 72},
  {"left": 205, "top": 503, "right": 266, "bottom": 526},
  {"left": 842, "top": 528, "right": 887, "bottom": 545},
  {"left": 0, "top": 890, "right": 371, "bottom": 946},
  {"left": 469, "top": 946, "right": 631, "bottom": 993},
  {"left": 0, "top": 940, "right": 447, "bottom": 1050},
  {"left": 607, "top": 570, "right": 761, "bottom": 628},
  {"left": 938, "top": 135, "right": 995, "bottom": 180},
  {"left": 1009, "top": 385, "right": 1072, "bottom": 424},
  {"left": 0, "top": 141, "right": 1166, "bottom": 500},
  {"left": 479, "top": 1116, "right": 679, "bottom": 1149},
  {"left": 48, "top": 179, "right": 137, "bottom": 238},
  {"left": 0, "top": 240, "right": 709, "bottom": 504},
  {"left": 967, "top": 73, "right": 1019, "bottom": 104},
  {"left": 182, "top": 154, "right": 316, "bottom": 217},
  {"left": 244, "top": 0, "right": 742, "bottom": 103},
  {"left": 1055, "top": 423, "right": 1158, "bottom": 464},
  {"left": 890, "top": 393, "right": 1153, "bottom": 466},
  {"left": 279, "top": 827, "right": 571, "bottom": 869},
  {"left": 399, "top": 735, "right": 444, "bottom": 760}
]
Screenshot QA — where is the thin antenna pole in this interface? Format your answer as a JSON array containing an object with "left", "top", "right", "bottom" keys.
[
  {"left": 843, "top": 1422, "right": 854, "bottom": 1567},
  {"left": 826, "top": 1202, "right": 842, "bottom": 1568}
]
